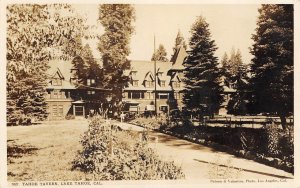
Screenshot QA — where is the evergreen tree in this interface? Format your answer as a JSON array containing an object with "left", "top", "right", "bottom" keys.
[
  {"left": 7, "top": 4, "right": 85, "bottom": 125},
  {"left": 183, "top": 16, "right": 223, "bottom": 118},
  {"left": 151, "top": 44, "right": 169, "bottom": 62},
  {"left": 249, "top": 4, "right": 293, "bottom": 130},
  {"left": 98, "top": 4, "right": 135, "bottom": 104}
]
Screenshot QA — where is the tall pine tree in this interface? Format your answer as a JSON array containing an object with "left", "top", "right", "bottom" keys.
[
  {"left": 250, "top": 4, "right": 293, "bottom": 130},
  {"left": 151, "top": 44, "right": 169, "bottom": 62},
  {"left": 98, "top": 4, "right": 135, "bottom": 104},
  {"left": 183, "top": 16, "right": 223, "bottom": 118}
]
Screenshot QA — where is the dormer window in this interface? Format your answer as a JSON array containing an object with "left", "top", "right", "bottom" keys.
[
  {"left": 132, "top": 80, "right": 138, "bottom": 87},
  {"left": 131, "top": 71, "right": 137, "bottom": 76},
  {"left": 161, "top": 80, "right": 166, "bottom": 87},
  {"left": 52, "top": 78, "right": 62, "bottom": 86},
  {"left": 173, "top": 81, "right": 180, "bottom": 88},
  {"left": 145, "top": 81, "right": 154, "bottom": 88}
]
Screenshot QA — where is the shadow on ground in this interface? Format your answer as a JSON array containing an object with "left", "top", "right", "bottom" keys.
[
  {"left": 194, "top": 159, "right": 293, "bottom": 179},
  {"left": 7, "top": 140, "right": 39, "bottom": 159},
  {"left": 150, "top": 131, "right": 230, "bottom": 154}
]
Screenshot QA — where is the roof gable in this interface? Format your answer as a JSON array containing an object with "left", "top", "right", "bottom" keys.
[
  {"left": 170, "top": 45, "right": 187, "bottom": 70},
  {"left": 170, "top": 72, "right": 182, "bottom": 82},
  {"left": 51, "top": 68, "right": 64, "bottom": 79},
  {"left": 144, "top": 71, "right": 154, "bottom": 81}
]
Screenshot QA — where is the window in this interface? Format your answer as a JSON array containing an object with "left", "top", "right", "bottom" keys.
[
  {"left": 145, "top": 92, "right": 154, "bottom": 99},
  {"left": 173, "top": 81, "right": 180, "bottom": 88},
  {"left": 159, "top": 106, "right": 168, "bottom": 113},
  {"left": 87, "top": 79, "right": 95, "bottom": 86},
  {"left": 131, "top": 71, "right": 137, "bottom": 76},
  {"left": 52, "top": 105, "right": 63, "bottom": 117},
  {"left": 174, "top": 92, "right": 179, "bottom": 99},
  {"left": 52, "top": 90, "right": 63, "bottom": 99},
  {"left": 157, "top": 93, "right": 169, "bottom": 99},
  {"left": 132, "top": 92, "right": 141, "bottom": 99},
  {"left": 132, "top": 80, "right": 138, "bottom": 87},
  {"left": 52, "top": 78, "right": 62, "bottom": 86},
  {"left": 145, "top": 81, "right": 154, "bottom": 88},
  {"left": 161, "top": 80, "right": 166, "bottom": 87},
  {"left": 87, "top": 90, "right": 95, "bottom": 95},
  {"left": 179, "top": 93, "right": 183, "bottom": 99},
  {"left": 128, "top": 92, "right": 144, "bottom": 99}
]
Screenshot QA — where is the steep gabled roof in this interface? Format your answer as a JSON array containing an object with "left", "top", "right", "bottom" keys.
[
  {"left": 124, "top": 60, "right": 173, "bottom": 91},
  {"left": 46, "top": 59, "right": 75, "bottom": 89},
  {"left": 144, "top": 71, "right": 155, "bottom": 81},
  {"left": 51, "top": 68, "right": 64, "bottom": 79},
  {"left": 170, "top": 45, "right": 188, "bottom": 70}
]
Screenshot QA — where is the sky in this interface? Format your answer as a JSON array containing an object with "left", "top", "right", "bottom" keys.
[{"left": 74, "top": 4, "right": 261, "bottom": 64}]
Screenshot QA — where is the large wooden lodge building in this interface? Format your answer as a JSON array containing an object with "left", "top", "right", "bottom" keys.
[{"left": 46, "top": 44, "right": 234, "bottom": 120}]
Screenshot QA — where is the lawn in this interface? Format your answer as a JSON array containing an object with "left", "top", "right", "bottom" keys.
[{"left": 7, "top": 119, "right": 89, "bottom": 181}]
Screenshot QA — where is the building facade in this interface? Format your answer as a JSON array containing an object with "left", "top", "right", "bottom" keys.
[
  {"left": 122, "top": 45, "right": 188, "bottom": 115},
  {"left": 45, "top": 44, "right": 234, "bottom": 120}
]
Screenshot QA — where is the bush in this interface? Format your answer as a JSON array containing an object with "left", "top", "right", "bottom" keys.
[
  {"left": 73, "top": 116, "right": 185, "bottom": 180},
  {"left": 65, "top": 114, "right": 75, "bottom": 120}
]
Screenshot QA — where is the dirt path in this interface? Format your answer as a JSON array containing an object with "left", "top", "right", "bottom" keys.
[{"left": 117, "top": 122, "right": 294, "bottom": 180}]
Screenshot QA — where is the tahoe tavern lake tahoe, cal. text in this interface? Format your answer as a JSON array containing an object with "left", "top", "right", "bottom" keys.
[{"left": 11, "top": 181, "right": 103, "bottom": 186}]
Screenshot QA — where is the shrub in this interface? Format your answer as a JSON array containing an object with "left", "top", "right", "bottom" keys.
[
  {"left": 73, "top": 116, "right": 185, "bottom": 180},
  {"left": 65, "top": 114, "right": 75, "bottom": 120}
]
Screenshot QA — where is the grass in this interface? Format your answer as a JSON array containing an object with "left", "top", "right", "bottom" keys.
[{"left": 7, "top": 119, "right": 89, "bottom": 181}]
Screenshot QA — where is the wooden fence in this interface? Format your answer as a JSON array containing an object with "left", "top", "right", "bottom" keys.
[{"left": 193, "top": 116, "right": 294, "bottom": 129}]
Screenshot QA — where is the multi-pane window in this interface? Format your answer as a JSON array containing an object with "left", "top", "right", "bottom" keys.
[
  {"left": 52, "top": 78, "right": 62, "bottom": 86},
  {"left": 172, "top": 81, "right": 180, "bottom": 88},
  {"left": 145, "top": 92, "right": 154, "bottom": 99},
  {"left": 87, "top": 90, "right": 95, "bottom": 95},
  {"left": 132, "top": 80, "right": 138, "bottom": 87},
  {"left": 174, "top": 92, "right": 179, "bottom": 99},
  {"left": 128, "top": 92, "right": 144, "bottom": 99},
  {"left": 145, "top": 81, "right": 154, "bottom": 88},
  {"left": 174, "top": 92, "right": 183, "bottom": 99},
  {"left": 52, "top": 90, "right": 64, "bottom": 99},
  {"left": 160, "top": 80, "right": 166, "bottom": 87},
  {"left": 87, "top": 79, "right": 95, "bottom": 86},
  {"left": 52, "top": 105, "right": 63, "bottom": 117}
]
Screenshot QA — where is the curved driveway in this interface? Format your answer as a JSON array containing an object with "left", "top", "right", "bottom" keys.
[{"left": 117, "top": 122, "right": 294, "bottom": 181}]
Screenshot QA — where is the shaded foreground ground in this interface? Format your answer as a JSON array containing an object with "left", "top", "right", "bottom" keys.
[
  {"left": 7, "top": 119, "right": 293, "bottom": 181},
  {"left": 7, "top": 120, "right": 88, "bottom": 181}
]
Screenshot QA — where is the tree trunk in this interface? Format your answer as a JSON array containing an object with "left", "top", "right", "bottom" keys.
[{"left": 279, "top": 114, "right": 287, "bottom": 130}]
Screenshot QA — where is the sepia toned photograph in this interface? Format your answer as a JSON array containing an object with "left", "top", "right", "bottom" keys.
[{"left": 4, "top": 1, "right": 296, "bottom": 187}]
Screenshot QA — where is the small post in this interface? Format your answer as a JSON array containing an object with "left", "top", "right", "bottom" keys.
[{"left": 108, "top": 119, "right": 113, "bottom": 156}]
